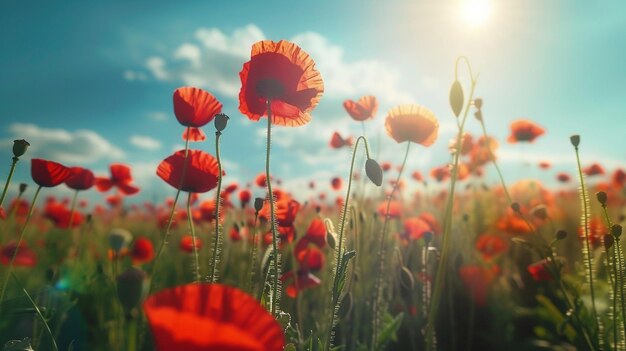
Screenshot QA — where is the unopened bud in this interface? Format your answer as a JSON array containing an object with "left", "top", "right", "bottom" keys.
[
  {"left": 116, "top": 266, "right": 147, "bottom": 314},
  {"left": 254, "top": 197, "right": 264, "bottom": 212},
  {"left": 596, "top": 192, "right": 607, "bottom": 206},
  {"left": 570, "top": 135, "right": 580, "bottom": 147},
  {"left": 108, "top": 228, "right": 132, "bottom": 252},
  {"left": 12, "top": 139, "right": 30, "bottom": 158},
  {"left": 511, "top": 202, "right": 521, "bottom": 213},
  {"left": 473, "top": 98, "right": 483, "bottom": 109},
  {"left": 365, "top": 159, "right": 383, "bottom": 187},
  {"left": 611, "top": 224, "right": 622, "bottom": 239},
  {"left": 214, "top": 113, "right": 230, "bottom": 132},
  {"left": 555, "top": 230, "right": 567, "bottom": 241},
  {"left": 604, "top": 234, "right": 614, "bottom": 250}
]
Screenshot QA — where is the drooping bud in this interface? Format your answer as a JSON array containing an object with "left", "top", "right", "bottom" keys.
[
  {"left": 596, "top": 192, "right": 607, "bottom": 206},
  {"left": 254, "top": 197, "right": 264, "bottom": 213},
  {"left": 116, "top": 266, "right": 147, "bottom": 315},
  {"left": 12, "top": 139, "right": 30, "bottom": 158},
  {"left": 214, "top": 113, "right": 230, "bottom": 132},
  {"left": 473, "top": 98, "right": 483, "bottom": 109},
  {"left": 611, "top": 224, "right": 622, "bottom": 239},
  {"left": 555, "top": 230, "right": 567, "bottom": 241},
  {"left": 449, "top": 80, "right": 464, "bottom": 117},
  {"left": 570, "top": 135, "right": 580, "bottom": 148},
  {"left": 365, "top": 159, "right": 383, "bottom": 187}
]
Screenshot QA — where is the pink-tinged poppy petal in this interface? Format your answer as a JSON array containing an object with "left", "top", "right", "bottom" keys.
[
  {"left": 143, "top": 284, "right": 285, "bottom": 351},
  {"left": 183, "top": 127, "right": 207, "bottom": 142},
  {"left": 31, "top": 159, "right": 71, "bottom": 188}
]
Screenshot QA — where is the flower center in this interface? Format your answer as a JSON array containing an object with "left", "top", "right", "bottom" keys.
[{"left": 256, "top": 79, "right": 285, "bottom": 100}]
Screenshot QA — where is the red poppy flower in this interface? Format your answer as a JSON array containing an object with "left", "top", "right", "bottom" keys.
[
  {"left": 538, "top": 161, "right": 551, "bottom": 170},
  {"left": 224, "top": 183, "right": 238, "bottom": 194},
  {"left": 583, "top": 163, "right": 605, "bottom": 176},
  {"left": 239, "top": 189, "right": 251, "bottom": 208},
  {"left": 280, "top": 270, "right": 321, "bottom": 298},
  {"left": 180, "top": 235, "right": 203, "bottom": 253},
  {"left": 295, "top": 245, "right": 325, "bottom": 271},
  {"left": 403, "top": 217, "right": 432, "bottom": 240},
  {"left": 65, "top": 167, "right": 95, "bottom": 191},
  {"left": 430, "top": 165, "right": 450, "bottom": 183},
  {"left": 106, "top": 194, "right": 123, "bottom": 208},
  {"left": 412, "top": 171, "right": 423, "bottom": 182},
  {"left": 458, "top": 265, "right": 499, "bottom": 307},
  {"left": 173, "top": 87, "right": 222, "bottom": 128},
  {"left": 198, "top": 200, "right": 224, "bottom": 223},
  {"left": 381, "top": 162, "right": 392, "bottom": 172},
  {"left": 475, "top": 234, "right": 508, "bottom": 261},
  {"left": 131, "top": 237, "right": 155, "bottom": 264},
  {"left": 43, "top": 202, "right": 83, "bottom": 229},
  {"left": 527, "top": 260, "right": 553, "bottom": 282},
  {"left": 143, "top": 284, "right": 284, "bottom": 351},
  {"left": 230, "top": 224, "right": 245, "bottom": 242},
  {"left": 303, "top": 217, "right": 326, "bottom": 248},
  {"left": 239, "top": 40, "right": 324, "bottom": 127},
  {"left": 95, "top": 164, "right": 140, "bottom": 195},
  {"left": 259, "top": 192, "right": 300, "bottom": 227},
  {"left": 331, "top": 177, "right": 342, "bottom": 191},
  {"left": 1, "top": 241, "right": 37, "bottom": 267},
  {"left": 157, "top": 150, "right": 221, "bottom": 193},
  {"left": 613, "top": 168, "right": 626, "bottom": 188},
  {"left": 263, "top": 225, "right": 296, "bottom": 247},
  {"left": 449, "top": 133, "right": 474, "bottom": 155},
  {"left": 556, "top": 172, "right": 571, "bottom": 183},
  {"left": 507, "top": 119, "right": 545, "bottom": 143},
  {"left": 255, "top": 173, "right": 272, "bottom": 188},
  {"left": 377, "top": 201, "right": 402, "bottom": 219},
  {"left": 329, "top": 132, "right": 354, "bottom": 149},
  {"left": 31, "top": 159, "right": 71, "bottom": 188},
  {"left": 578, "top": 217, "right": 607, "bottom": 247},
  {"left": 496, "top": 212, "right": 532, "bottom": 235},
  {"left": 385, "top": 104, "right": 439, "bottom": 145},
  {"left": 343, "top": 95, "right": 378, "bottom": 121}
]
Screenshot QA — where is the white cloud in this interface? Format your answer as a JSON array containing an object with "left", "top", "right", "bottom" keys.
[
  {"left": 139, "top": 24, "right": 412, "bottom": 103},
  {"left": 123, "top": 70, "right": 147, "bottom": 81},
  {"left": 130, "top": 135, "right": 161, "bottom": 150},
  {"left": 147, "top": 111, "right": 168, "bottom": 121},
  {"left": 2, "top": 123, "right": 125, "bottom": 165}
]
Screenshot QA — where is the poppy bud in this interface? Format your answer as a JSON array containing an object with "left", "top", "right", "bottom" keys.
[
  {"left": 400, "top": 266, "right": 415, "bottom": 290},
  {"left": 214, "top": 113, "right": 230, "bottom": 132},
  {"left": 596, "top": 192, "right": 607, "bottom": 206},
  {"left": 423, "top": 231, "right": 433, "bottom": 244},
  {"left": 570, "top": 135, "right": 580, "bottom": 147},
  {"left": 555, "top": 230, "right": 568, "bottom": 241},
  {"left": 365, "top": 159, "right": 383, "bottom": 187},
  {"left": 611, "top": 224, "right": 622, "bottom": 239},
  {"left": 116, "top": 266, "right": 147, "bottom": 314},
  {"left": 449, "top": 80, "right": 464, "bottom": 117},
  {"left": 511, "top": 202, "right": 521, "bottom": 213},
  {"left": 327, "top": 231, "right": 337, "bottom": 250},
  {"left": 254, "top": 197, "right": 264, "bottom": 212},
  {"left": 109, "top": 228, "right": 132, "bottom": 253},
  {"left": 12, "top": 139, "right": 30, "bottom": 158},
  {"left": 18, "top": 183, "right": 27, "bottom": 195},
  {"left": 604, "top": 234, "right": 614, "bottom": 250},
  {"left": 473, "top": 98, "right": 483, "bottom": 109}
]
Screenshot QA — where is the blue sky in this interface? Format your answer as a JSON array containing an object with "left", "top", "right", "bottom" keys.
[{"left": 1, "top": 0, "right": 625, "bottom": 205}]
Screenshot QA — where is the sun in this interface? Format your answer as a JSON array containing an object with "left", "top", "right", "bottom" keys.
[{"left": 461, "top": 0, "right": 492, "bottom": 26}]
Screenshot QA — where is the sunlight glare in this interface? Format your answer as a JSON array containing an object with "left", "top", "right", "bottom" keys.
[{"left": 461, "top": 0, "right": 492, "bottom": 27}]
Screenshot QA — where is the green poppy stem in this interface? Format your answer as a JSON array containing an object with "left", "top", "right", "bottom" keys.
[
  {"left": 265, "top": 99, "right": 281, "bottom": 317},
  {"left": 372, "top": 140, "right": 410, "bottom": 348},
  {"left": 0, "top": 157, "right": 19, "bottom": 208},
  {"left": 209, "top": 130, "right": 224, "bottom": 283},
  {"left": 0, "top": 185, "right": 42, "bottom": 312},
  {"left": 186, "top": 191, "right": 201, "bottom": 282}
]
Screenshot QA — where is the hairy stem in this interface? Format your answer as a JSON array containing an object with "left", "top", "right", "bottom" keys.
[
  {"left": 265, "top": 100, "right": 281, "bottom": 317},
  {"left": 209, "top": 130, "right": 224, "bottom": 283}
]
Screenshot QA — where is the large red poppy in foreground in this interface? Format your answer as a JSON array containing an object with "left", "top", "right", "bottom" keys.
[
  {"left": 143, "top": 284, "right": 284, "bottom": 351},
  {"left": 239, "top": 40, "right": 324, "bottom": 127},
  {"left": 157, "top": 149, "right": 221, "bottom": 193}
]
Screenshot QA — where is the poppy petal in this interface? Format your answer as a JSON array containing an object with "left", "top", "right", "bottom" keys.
[
  {"left": 31, "top": 159, "right": 71, "bottom": 188},
  {"left": 183, "top": 127, "right": 207, "bottom": 142}
]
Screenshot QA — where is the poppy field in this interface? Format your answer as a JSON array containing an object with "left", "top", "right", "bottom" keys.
[{"left": 1, "top": 3, "right": 626, "bottom": 351}]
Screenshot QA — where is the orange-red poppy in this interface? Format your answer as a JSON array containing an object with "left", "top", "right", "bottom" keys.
[
  {"left": 377, "top": 201, "right": 402, "bottom": 219},
  {"left": 384, "top": 104, "right": 439, "bottom": 146},
  {"left": 403, "top": 217, "right": 432, "bottom": 240},
  {"left": 411, "top": 171, "right": 423, "bottom": 182},
  {"left": 556, "top": 172, "right": 571, "bottom": 183},
  {"left": 458, "top": 265, "right": 500, "bottom": 307},
  {"left": 430, "top": 165, "right": 450, "bottom": 183},
  {"left": 507, "top": 119, "right": 545, "bottom": 143},
  {"left": 578, "top": 217, "right": 607, "bottom": 247},
  {"left": 295, "top": 244, "right": 325, "bottom": 271},
  {"left": 131, "top": 237, "right": 155, "bottom": 264},
  {"left": 238, "top": 189, "right": 251, "bottom": 208},
  {"left": 65, "top": 167, "right": 95, "bottom": 191},
  {"left": 255, "top": 173, "right": 272, "bottom": 188},
  {"left": 143, "top": 284, "right": 285, "bottom": 351},
  {"left": 31, "top": 158, "right": 71, "bottom": 188},
  {"left": 329, "top": 131, "right": 354, "bottom": 149},
  {"left": 613, "top": 168, "right": 626, "bottom": 188},
  {"left": 43, "top": 202, "right": 83, "bottom": 229},
  {"left": 343, "top": 95, "right": 378, "bottom": 121},
  {"left": 173, "top": 87, "right": 222, "bottom": 128},
  {"left": 281, "top": 270, "right": 321, "bottom": 298},
  {"left": 180, "top": 235, "right": 203, "bottom": 253},
  {"left": 538, "top": 161, "right": 551, "bottom": 170},
  {"left": 1, "top": 241, "right": 37, "bottom": 267},
  {"left": 95, "top": 164, "right": 140, "bottom": 195},
  {"left": 475, "top": 234, "right": 508, "bottom": 261},
  {"left": 527, "top": 260, "right": 552, "bottom": 282},
  {"left": 331, "top": 177, "right": 342, "bottom": 191},
  {"left": 583, "top": 163, "right": 605, "bottom": 176},
  {"left": 496, "top": 212, "right": 532, "bottom": 235},
  {"left": 303, "top": 217, "right": 326, "bottom": 248},
  {"left": 239, "top": 40, "right": 324, "bottom": 127},
  {"left": 157, "top": 150, "right": 221, "bottom": 193}
]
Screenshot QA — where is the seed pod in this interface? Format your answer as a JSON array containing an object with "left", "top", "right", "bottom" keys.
[
  {"left": 108, "top": 228, "right": 132, "bottom": 253},
  {"left": 254, "top": 197, "right": 264, "bottom": 212},
  {"left": 604, "top": 234, "right": 614, "bottom": 250},
  {"left": 12, "top": 139, "right": 30, "bottom": 158},
  {"left": 365, "top": 159, "right": 383, "bottom": 187},
  {"left": 214, "top": 113, "right": 230, "bottom": 132},
  {"left": 510, "top": 202, "right": 521, "bottom": 213},
  {"left": 449, "top": 80, "right": 464, "bottom": 117},
  {"left": 18, "top": 183, "right": 27, "bottom": 194},
  {"left": 473, "top": 98, "right": 483, "bottom": 109},
  {"left": 555, "top": 230, "right": 567, "bottom": 241},
  {"left": 611, "top": 224, "right": 623, "bottom": 239},
  {"left": 570, "top": 135, "right": 580, "bottom": 147}
]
